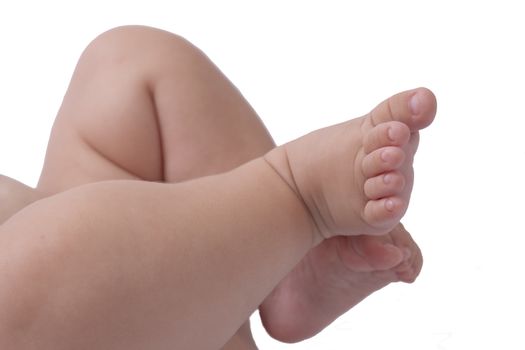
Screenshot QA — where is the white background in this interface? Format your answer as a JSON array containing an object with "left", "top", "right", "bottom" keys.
[{"left": 1, "top": 1, "right": 524, "bottom": 349}]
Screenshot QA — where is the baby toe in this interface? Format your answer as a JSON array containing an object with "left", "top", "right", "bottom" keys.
[
  {"left": 363, "top": 197, "right": 407, "bottom": 232},
  {"left": 353, "top": 235, "right": 405, "bottom": 270},
  {"left": 362, "top": 146, "right": 405, "bottom": 178},
  {"left": 364, "top": 171, "right": 406, "bottom": 200},
  {"left": 363, "top": 121, "right": 410, "bottom": 154},
  {"left": 396, "top": 264, "right": 419, "bottom": 283},
  {"left": 368, "top": 87, "right": 437, "bottom": 132}
]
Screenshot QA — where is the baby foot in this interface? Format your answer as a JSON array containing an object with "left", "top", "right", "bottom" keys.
[
  {"left": 259, "top": 88, "right": 435, "bottom": 342},
  {"left": 260, "top": 223, "right": 422, "bottom": 342},
  {"left": 0, "top": 175, "right": 42, "bottom": 224},
  {"left": 264, "top": 87, "right": 436, "bottom": 241}
]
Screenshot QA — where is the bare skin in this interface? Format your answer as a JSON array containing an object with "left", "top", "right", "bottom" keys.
[
  {"left": 0, "top": 175, "right": 42, "bottom": 221},
  {"left": 0, "top": 26, "right": 435, "bottom": 349},
  {"left": 0, "top": 175, "right": 421, "bottom": 347},
  {"left": 260, "top": 89, "right": 434, "bottom": 341}
]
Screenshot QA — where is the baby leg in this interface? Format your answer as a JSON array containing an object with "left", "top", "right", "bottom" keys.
[
  {"left": 0, "top": 85, "right": 435, "bottom": 350},
  {"left": 46, "top": 28, "right": 429, "bottom": 346},
  {"left": 37, "top": 25, "right": 274, "bottom": 194},
  {"left": 35, "top": 26, "right": 272, "bottom": 349},
  {"left": 0, "top": 26, "right": 433, "bottom": 348}
]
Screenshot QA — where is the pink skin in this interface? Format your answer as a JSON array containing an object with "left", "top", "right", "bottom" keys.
[
  {"left": 260, "top": 88, "right": 435, "bottom": 343},
  {"left": 0, "top": 75, "right": 434, "bottom": 348}
]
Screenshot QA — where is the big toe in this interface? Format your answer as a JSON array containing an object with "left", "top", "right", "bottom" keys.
[
  {"left": 368, "top": 87, "right": 437, "bottom": 132},
  {"left": 353, "top": 235, "right": 405, "bottom": 270}
]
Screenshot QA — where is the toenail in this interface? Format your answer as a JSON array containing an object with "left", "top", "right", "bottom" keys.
[
  {"left": 385, "top": 199, "right": 395, "bottom": 211},
  {"left": 383, "top": 174, "right": 392, "bottom": 184},
  {"left": 380, "top": 150, "right": 390, "bottom": 162},
  {"left": 387, "top": 127, "right": 396, "bottom": 141},
  {"left": 410, "top": 92, "right": 421, "bottom": 115}
]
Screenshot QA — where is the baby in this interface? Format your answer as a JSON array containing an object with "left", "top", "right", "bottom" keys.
[{"left": 0, "top": 26, "right": 435, "bottom": 349}]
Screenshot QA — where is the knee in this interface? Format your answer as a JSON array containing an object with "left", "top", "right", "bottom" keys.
[{"left": 78, "top": 25, "right": 201, "bottom": 78}]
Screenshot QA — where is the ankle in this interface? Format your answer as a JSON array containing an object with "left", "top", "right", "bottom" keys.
[{"left": 263, "top": 148, "right": 324, "bottom": 247}]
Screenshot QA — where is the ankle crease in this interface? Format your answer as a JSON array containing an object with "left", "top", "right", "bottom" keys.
[{"left": 262, "top": 149, "right": 324, "bottom": 246}]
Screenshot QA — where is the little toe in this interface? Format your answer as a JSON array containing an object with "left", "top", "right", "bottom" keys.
[
  {"left": 368, "top": 87, "right": 437, "bottom": 132},
  {"left": 362, "top": 147, "right": 405, "bottom": 178},
  {"left": 363, "top": 197, "right": 407, "bottom": 231},
  {"left": 363, "top": 121, "right": 411, "bottom": 154},
  {"left": 364, "top": 171, "right": 405, "bottom": 200}
]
